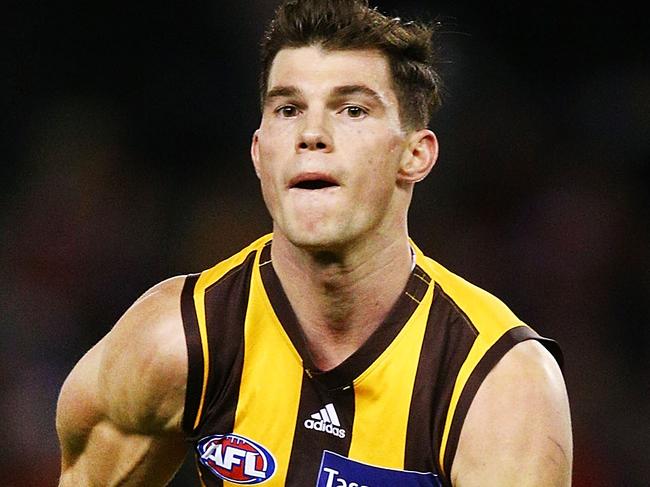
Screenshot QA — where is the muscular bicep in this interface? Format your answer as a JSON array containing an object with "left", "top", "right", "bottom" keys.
[
  {"left": 56, "top": 276, "right": 189, "bottom": 486},
  {"left": 57, "top": 340, "right": 104, "bottom": 470},
  {"left": 57, "top": 348, "right": 186, "bottom": 485},
  {"left": 451, "top": 340, "right": 573, "bottom": 487}
]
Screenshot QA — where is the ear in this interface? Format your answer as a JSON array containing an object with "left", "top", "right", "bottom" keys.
[
  {"left": 397, "top": 129, "right": 438, "bottom": 184},
  {"left": 250, "top": 129, "right": 261, "bottom": 179}
]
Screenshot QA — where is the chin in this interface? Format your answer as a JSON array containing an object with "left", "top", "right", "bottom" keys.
[
  {"left": 280, "top": 220, "right": 350, "bottom": 252},
  {"left": 287, "top": 231, "right": 342, "bottom": 251}
]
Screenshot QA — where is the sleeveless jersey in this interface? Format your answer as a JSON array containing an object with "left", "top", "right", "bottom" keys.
[{"left": 180, "top": 234, "right": 562, "bottom": 487}]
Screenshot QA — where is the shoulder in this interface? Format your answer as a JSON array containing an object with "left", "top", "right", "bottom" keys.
[
  {"left": 101, "top": 275, "right": 189, "bottom": 432},
  {"left": 415, "top": 251, "right": 525, "bottom": 338},
  {"left": 58, "top": 275, "right": 189, "bottom": 439},
  {"left": 104, "top": 274, "right": 187, "bottom": 369},
  {"left": 451, "top": 340, "right": 573, "bottom": 486},
  {"left": 410, "top": 243, "right": 572, "bottom": 484}
]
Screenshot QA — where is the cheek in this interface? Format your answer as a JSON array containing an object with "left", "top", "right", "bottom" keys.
[
  {"left": 357, "top": 139, "right": 403, "bottom": 204},
  {"left": 353, "top": 126, "right": 402, "bottom": 158},
  {"left": 258, "top": 125, "right": 294, "bottom": 170},
  {"left": 385, "top": 133, "right": 404, "bottom": 160},
  {"left": 256, "top": 137, "right": 281, "bottom": 180},
  {"left": 362, "top": 136, "right": 403, "bottom": 180},
  {"left": 255, "top": 137, "right": 287, "bottom": 211}
]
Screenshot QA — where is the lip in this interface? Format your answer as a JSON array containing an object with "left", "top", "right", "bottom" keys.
[{"left": 287, "top": 172, "right": 340, "bottom": 190}]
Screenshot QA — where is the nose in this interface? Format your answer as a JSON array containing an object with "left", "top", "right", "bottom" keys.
[{"left": 296, "top": 111, "right": 333, "bottom": 153}]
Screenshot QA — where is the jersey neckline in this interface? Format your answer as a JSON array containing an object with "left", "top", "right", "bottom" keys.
[{"left": 257, "top": 240, "right": 432, "bottom": 391}]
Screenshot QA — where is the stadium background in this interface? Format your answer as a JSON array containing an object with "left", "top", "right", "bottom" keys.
[{"left": 2, "top": 0, "right": 648, "bottom": 485}]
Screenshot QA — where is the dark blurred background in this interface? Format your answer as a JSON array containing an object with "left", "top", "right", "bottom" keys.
[{"left": 2, "top": 0, "right": 648, "bottom": 485}]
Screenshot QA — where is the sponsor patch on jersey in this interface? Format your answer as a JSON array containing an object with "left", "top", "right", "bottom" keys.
[
  {"left": 304, "top": 403, "right": 346, "bottom": 438},
  {"left": 316, "top": 450, "right": 442, "bottom": 487},
  {"left": 197, "top": 433, "right": 276, "bottom": 484}
]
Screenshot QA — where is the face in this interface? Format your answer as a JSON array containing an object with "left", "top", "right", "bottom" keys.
[{"left": 251, "top": 46, "right": 416, "bottom": 251}]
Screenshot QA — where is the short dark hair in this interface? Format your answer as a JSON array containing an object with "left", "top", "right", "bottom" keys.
[{"left": 259, "top": 0, "right": 442, "bottom": 130}]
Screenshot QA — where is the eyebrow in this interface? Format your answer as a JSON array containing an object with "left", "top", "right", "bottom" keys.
[
  {"left": 265, "top": 86, "right": 302, "bottom": 103},
  {"left": 264, "top": 84, "right": 386, "bottom": 107},
  {"left": 330, "top": 85, "right": 386, "bottom": 107}
]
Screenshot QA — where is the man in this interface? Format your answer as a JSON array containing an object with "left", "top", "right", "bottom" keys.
[{"left": 56, "top": 0, "right": 572, "bottom": 485}]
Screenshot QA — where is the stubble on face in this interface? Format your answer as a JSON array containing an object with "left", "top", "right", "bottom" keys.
[{"left": 253, "top": 46, "right": 408, "bottom": 255}]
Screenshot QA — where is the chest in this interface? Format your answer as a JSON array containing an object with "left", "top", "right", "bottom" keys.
[
  {"left": 181, "top": 247, "right": 466, "bottom": 486},
  {"left": 191, "top": 353, "right": 443, "bottom": 486}
]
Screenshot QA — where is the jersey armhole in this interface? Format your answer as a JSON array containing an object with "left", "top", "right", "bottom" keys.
[
  {"left": 440, "top": 325, "right": 564, "bottom": 478},
  {"left": 180, "top": 273, "right": 204, "bottom": 435}
]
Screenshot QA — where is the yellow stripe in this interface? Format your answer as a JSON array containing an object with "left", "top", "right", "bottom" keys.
[
  {"left": 348, "top": 280, "right": 433, "bottom": 468},
  {"left": 437, "top": 335, "right": 493, "bottom": 473},
  {"left": 437, "top": 332, "right": 521, "bottom": 474},
  {"left": 411, "top": 244, "right": 525, "bottom": 475},
  {"left": 192, "top": 279, "right": 210, "bottom": 431},
  {"left": 230, "top": 246, "right": 303, "bottom": 486},
  {"left": 190, "top": 234, "right": 274, "bottom": 430}
]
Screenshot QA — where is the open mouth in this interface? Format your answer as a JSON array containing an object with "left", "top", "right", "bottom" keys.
[
  {"left": 293, "top": 179, "right": 337, "bottom": 190},
  {"left": 289, "top": 174, "right": 339, "bottom": 190}
]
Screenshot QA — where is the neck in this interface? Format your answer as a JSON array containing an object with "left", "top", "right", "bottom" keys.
[{"left": 271, "top": 231, "right": 413, "bottom": 370}]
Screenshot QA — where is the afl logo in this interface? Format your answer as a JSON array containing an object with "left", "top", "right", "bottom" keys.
[{"left": 197, "top": 433, "right": 276, "bottom": 484}]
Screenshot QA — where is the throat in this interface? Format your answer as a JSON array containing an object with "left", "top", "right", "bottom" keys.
[
  {"left": 296, "top": 287, "right": 388, "bottom": 371},
  {"left": 269, "top": 233, "right": 416, "bottom": 371},
  {"left": 303, "top": 319, "right": 374, "bottom": 372}
]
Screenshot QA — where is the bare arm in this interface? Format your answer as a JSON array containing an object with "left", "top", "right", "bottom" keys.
[
  {"left": 56, "top": 276, "right": 189, "bottom": 486},
  {"left": 451, "top": 340, "right": 573, "bottom": 486}
]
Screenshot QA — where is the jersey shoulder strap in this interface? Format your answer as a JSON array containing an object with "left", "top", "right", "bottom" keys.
[{"left": 180, "top": 234, "right": 273, "bottom": 434}]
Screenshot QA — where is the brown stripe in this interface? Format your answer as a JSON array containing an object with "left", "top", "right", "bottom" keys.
[
  {"left": 284, "top": 372, "right": 355, "bottom": 485},
  {"left": 181, "top": 273, "right": 203, "bottom": 434},
  {"left": 404, "top": 284, "right": 478, "bottom": 486},
  {"left": 441, "top": 326, "right": 560, "bottom": 475},
  {"left": 182, "top": 250, "right": 258, "bottom": 486},
  {"left": 192, "top": 250, "right": 257, "bottom": 441}
]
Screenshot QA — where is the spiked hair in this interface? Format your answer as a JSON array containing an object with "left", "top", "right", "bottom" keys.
[{"left": 259, "top": 0, "right": 442, "bottom": 129}]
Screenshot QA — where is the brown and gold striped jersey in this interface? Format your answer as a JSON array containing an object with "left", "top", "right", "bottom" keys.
[{"left": 180, "top": 234, "right": 562, "bottom": 487}]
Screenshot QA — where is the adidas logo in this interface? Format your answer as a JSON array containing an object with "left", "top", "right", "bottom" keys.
[{"left": 304, "top": 403, "right": 346, "bottom": 438}]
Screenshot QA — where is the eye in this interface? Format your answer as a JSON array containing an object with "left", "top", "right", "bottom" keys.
[
  {"left": 276, "top": 105, "right": 299, "bottom": 118},
  {"left": 342, "top": 105, "right": 368, "bottom": 119}
]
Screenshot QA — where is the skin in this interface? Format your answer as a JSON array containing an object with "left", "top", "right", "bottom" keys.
[
  {"left": 451, "top": 341, "right": 573, "bottom": 486},
  {"left": 56, "top": 45, "right": 572, "bottom": 486},
  {"left": 56, "top": 277, "right": 188, "bottom": 486},
  {"left": 251, "top": 46, "right": 437, "bottom": 368}
]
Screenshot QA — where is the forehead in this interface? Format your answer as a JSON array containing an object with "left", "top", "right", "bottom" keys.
[{"left": 267, "top": 46, "right": 396, "bottom": 99}]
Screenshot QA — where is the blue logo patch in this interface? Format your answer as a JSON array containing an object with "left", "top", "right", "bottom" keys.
[
  {"left": 197, "top": 433, "right": 276, "bottom": 484},
  {"left": 317, "top": 451, "right": 441, "bottom": 487}
]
